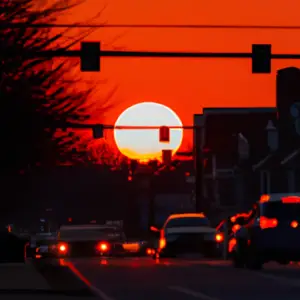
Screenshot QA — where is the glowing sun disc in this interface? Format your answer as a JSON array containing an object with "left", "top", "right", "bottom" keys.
[{"left": 113, "top": 102, "right": 183, "bottom": 161}]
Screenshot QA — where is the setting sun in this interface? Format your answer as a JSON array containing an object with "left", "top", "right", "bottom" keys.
[{"left": 113, "top": 102, "right": 183, "bottom": 162}]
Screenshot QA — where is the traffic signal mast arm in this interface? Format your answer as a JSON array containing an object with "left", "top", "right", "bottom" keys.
[
  {"left": 14, "top": 47, "right": 300, "bottom": 59},
  {"left": 5, "top": 42, "right": 300, "bottom": 73}
]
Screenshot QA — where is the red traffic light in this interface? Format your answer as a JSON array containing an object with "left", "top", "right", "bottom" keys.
[
  {"left": 92, "top": 125, "right": 104, "bottom": 139},
  {"left": 159, "top": 126, "right": 170, "bottom": 142},
  {"left": 80, "top": 42, "right": 101, "bottom": 72},
  {"left": 252, "top": 44, "right": 271, "bottom": 74}
]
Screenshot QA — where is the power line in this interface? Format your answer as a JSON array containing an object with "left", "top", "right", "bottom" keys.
[{"left": 2, "top": 22, "right": 300, "bottom": 30}]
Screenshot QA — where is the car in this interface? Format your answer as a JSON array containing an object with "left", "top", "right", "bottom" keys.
[
  {"left": 54, "top": 224, "right": 127, "bottom": 257},
  {"left": 231, "top": 193, "right": 300, "bottom": 270},
  {"left": 215, "top": 211, "right": 255, "bottom": 257},
  {"left": 150, "top": 213, "right": 223, "bottom": 258},
  {"left": 33, "top": 232, "right": 57, "bottom": 259}
]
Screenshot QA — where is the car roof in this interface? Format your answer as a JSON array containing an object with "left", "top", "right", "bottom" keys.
[
  {"left": 259, "top": 193, "right": 300, "bottom": 203},
  {"left": 167, "top": 213, "right": 206, "bottom": 220},
  {"left": 59, "top": 224, "right": 120, "bottom": 231}
]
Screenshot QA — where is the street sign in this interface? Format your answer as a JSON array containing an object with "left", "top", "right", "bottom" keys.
[{"left": 162, "top": 149, "right": 172, "bottom": 165}]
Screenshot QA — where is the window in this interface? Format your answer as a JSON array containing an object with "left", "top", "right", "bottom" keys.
[
  {"left": 165, "top": 217, "right": 210, "bottom": 228},
  {"left": 262, "top": 202, "right": 300, "bottom": 220}
]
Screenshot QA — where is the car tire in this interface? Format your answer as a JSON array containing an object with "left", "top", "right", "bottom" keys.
[
  {"left": 232, "top": 251, "right": 245, "bottom": 268},
  {"left": 245, "top": 245, "right": 263, "bottom": 270},
  {"left": 232, "top": 238, "right": 248, "bottom": 268}
]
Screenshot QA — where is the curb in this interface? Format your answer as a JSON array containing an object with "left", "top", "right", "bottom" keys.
[{"left": 31, "top": 259, "right": 95, "bottom": 297}]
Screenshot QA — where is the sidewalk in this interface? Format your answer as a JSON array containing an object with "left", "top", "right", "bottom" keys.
[
  {"left": 0, "top": 260, "right": 96, "bottom": 300},
  {"left": 0, "top": 261, "right": 50, "bottom": 290}
]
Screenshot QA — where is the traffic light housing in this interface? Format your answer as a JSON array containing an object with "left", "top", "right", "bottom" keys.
[
  {"left": 80, "top": 42, "right": 101, "bottom": 72},
  {"left": 159, "top": 126, "right": 170, "bottom": 142},
  {"left": 92, "top": 125, "right": 104, "bottom": 139},
  {"left": 252, "top": 44, "right": 271, "bottom": 74}
]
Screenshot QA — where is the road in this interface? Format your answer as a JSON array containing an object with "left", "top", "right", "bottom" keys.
[{"left": 61, "top": 257, "right": 300, "bottom": 300}]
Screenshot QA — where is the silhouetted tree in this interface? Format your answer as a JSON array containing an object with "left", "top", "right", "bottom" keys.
[
  {"left": 0, "top": 0, "right": 112, "bottom": 223},
  {"left": 0, "top": 0, "right": 109, "bottom": 172},
  {"left": 86, "top": 140, "right": 128, "bottom": 169}
]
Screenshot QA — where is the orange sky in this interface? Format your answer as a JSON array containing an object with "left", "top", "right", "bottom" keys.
[{"left": 57, "top": 0, "right": 300, "bottom": 149}]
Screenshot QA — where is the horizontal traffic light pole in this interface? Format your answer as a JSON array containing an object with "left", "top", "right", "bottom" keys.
[
  {"left": 57, "top": 123, "right": 196, "bottom": 129},
  {"left": 1, "top": 43, "right": 287, "bottom": 72},
  {"left": 14, "top": 49, "right": 300, "bottom": 59}
]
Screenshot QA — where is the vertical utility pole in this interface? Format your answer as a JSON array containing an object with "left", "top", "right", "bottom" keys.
[
  {"left": 148, "top": 178, "right": 155, "bottom": 228},
  {"left": 195, "top": 125, "right": 204, "bottom": 212}
]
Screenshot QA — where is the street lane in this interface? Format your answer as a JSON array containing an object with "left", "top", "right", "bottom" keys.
[{"left": 65, "top": 257, "right": 300, "bottom": 300}]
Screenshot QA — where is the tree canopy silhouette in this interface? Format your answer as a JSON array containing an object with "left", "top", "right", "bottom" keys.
[{"left": 0, "top": 0, "right": 107, "bottom": 173}]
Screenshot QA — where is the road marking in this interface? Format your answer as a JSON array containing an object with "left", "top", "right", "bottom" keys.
[
  {"left": 169, "top": 286, "right": 221, "bottom": 300},
  {"left": 65, "top": 261, "right": 115, "bottom": 300}
]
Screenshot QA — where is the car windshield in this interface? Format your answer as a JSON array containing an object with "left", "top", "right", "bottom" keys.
[
  {"left": 262, "top": 202, "right": 300, "bottom": 220},
  {"left": 166, "top": 217, "right": 210, "bottom": 228}
]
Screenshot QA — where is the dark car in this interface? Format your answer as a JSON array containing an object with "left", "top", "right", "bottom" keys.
[
  {"left": 0, "top": 231, "right": 27, "bottom": 263},
  {"left": 33, "top": 233, "right": 57, "bottom": 259},
  {"left": 215, "top": 211, "right": 254, "bottom": 257},
  {"left": 231, "top": 193, "right": 300, "bottom": 270}
]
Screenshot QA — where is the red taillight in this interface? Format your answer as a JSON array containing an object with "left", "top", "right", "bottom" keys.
[
  {"left": 159, "top": 238, "right": 166, "bottom": 249},
  {"left": 232, "top": 224, "right": 241, "bottom": 233},
  {"left": 282, "top": 196, "right": 300, "bottom": 203},
  {"left": 228, "top": 238, "right": 237, "bottom": 253},
  {"left": 97, "top": 242, "right": 109, "bottom": 252},
  {"left": 215, "top": 233, "right": 224, "bottom": 242},
  {"left": 58, "top": 243, "right": 68, "bottom": 253},
  {"left": 146, "top": 248, "right": 154, "bottom": 255},
  {"left": 291, "top": 221, "right": 298, "bottom": 228},
  {"left": 260, "top": 216, "right": 278, "bottom": 229}
]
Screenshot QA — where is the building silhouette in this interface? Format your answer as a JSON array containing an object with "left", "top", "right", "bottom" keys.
[{"left": 276, "top": 67, "right": 300, "bottom": 149}]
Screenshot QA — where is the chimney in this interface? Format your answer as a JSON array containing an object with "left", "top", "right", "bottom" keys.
[
  {"left": 237, "top": 133, "right": 249, "bottom": 160},
  {"left": 265, "top": 120, "right": 278, "bottom": 152}
]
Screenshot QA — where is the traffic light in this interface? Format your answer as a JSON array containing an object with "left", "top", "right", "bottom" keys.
[
  {"left": 252, "top": 44, "right": 271, "bottom": 74},
  {"left": 80, "top": 42, "right": 101, "bottom": 72},
  {"left": 159, "top": 126, "right": 170, "bottom": 142},
  {"left": 162, "top": 149, "right": 172, "bottom": 165},
  {"left": 92, "top": 124, "right": 104, "bottom": 139}
]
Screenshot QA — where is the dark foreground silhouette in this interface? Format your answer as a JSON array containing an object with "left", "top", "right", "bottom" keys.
[{"left": 0, "top": 231, "right": 27, "bottom": 263}]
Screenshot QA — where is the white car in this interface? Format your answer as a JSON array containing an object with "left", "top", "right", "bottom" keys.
[
  {"left": 151, "top": 213, "right": 223, "bottom": 258},
  {"left": 55, "top": 224, "right": 126, "bottom": 257}
]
